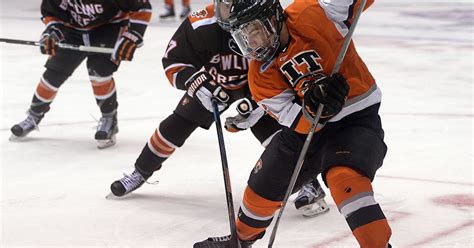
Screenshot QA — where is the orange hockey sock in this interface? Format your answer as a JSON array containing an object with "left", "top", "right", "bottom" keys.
[{"left": 326, "top": 166, "right": 391, "bottom": 248}]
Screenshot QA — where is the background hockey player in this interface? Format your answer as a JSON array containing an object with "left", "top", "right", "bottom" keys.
[
  {"left": 194, "top": 0, "right": 393, "bottom": 247},
  {"left": 10, "top": 0, "right": 152, "bottom": 149},
  {"left": 159, "top": 0, "right": 191, "bottom": 19},
  {"left": 109, "top": 0, "right": 329, "bottom": 217}
]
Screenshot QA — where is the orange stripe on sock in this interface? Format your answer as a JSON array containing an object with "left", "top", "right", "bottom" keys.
[
  {"left": 91, "top": 78, "right": 115, "bottom": 97},
  {"left": 236, "top": 219, "right": 266, "bottom": 241},
  {"left": 353, "top": 219, "right": 391, "bottom": 248},
  {"left": 326, "top": 166, "right": 373, "bottom": 206},
  {"left": 242, "top": 186, "right": 281, "bottom": 218},
  {"left": 36, "top": 80, "right": 57, "bottom": 101},
  {"left": 149, "top": 129, "right": 175, "bottom": 155}
]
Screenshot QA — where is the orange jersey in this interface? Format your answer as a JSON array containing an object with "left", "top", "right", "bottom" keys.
[{"left": 249, "top": 0, "right": 381, "bottom": 134}]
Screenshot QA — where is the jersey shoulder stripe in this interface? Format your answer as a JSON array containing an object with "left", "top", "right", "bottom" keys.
[{"left": 188, "top": 5, "right": 217, "bottom": 30}]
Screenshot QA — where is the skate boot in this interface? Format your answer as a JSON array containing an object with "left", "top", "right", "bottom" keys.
[
  {"left": 95, "top": 112, "right": 118, "bottom": 149},
  {"left": 110, "top": 170, "right": 149, "bottom": 197},
  {"left": 179, "top": 5, "right": 191, "bottom": 18},
  {"left": 159, "top": 5, "right": 175, "bottom": 19},
  {"left": 10, "top": 110, "right": 44, "bottom": 140},
  {"left": 194, "top": 233, "right": 263, "bottom": 248},
  {"left": 294, "top": 179, "right": 330, "bottom": 217}
]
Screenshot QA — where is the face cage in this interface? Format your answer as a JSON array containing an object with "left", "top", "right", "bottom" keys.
[{"left": 230, "top": 18, "right": 280, "bottom": 61}]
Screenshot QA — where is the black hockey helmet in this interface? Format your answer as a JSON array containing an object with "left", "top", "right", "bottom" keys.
[
  {"left": 227, "top": 0, "right": 285, "bottom": 61},
  {"left": 214, "top": 0, "right": 233, "bottom": 32}
]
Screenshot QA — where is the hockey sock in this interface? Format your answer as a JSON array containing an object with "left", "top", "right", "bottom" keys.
[
  {"left": 30, "top": 69, "right": 69, "bottom": 114},
  {"left": 135, "top": 113, "right": 198, "bottom": 175},
  {"left": 236, "top": 186, "right": 280, "bottom": 241},
  {"left": 326, "top": 166, "right": 391, "bottom": 248},
  {"left": 90, "top": 76, "right": 118, "bottom": 114}
]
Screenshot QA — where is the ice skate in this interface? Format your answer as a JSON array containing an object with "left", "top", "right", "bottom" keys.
[
  {"left": 179, "top": 5, "right": 191, "bottom": 18},
  {"left": 159, "top": 5, "right": 175, "bottom": 19},
  {"left": 194, "top": 234, "right": 258, "bottom": 248},
  {"left": 294, "top": 179, "right": 330, "bottom": 217},
  {"left": 109, "top": 170, "right": 148, "bottom": 197},
  {"left": 95, "top": 112, "right": 118, "bottom": 149},
  {"left": 9, "top": 111, "right": 43, "bottom": 140}
]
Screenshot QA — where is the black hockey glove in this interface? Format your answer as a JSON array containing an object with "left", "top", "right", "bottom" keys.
[
  {"left": 186, "top": 71, "right": 229, "bottom": 113},
  {"left": 225, "top": 98, "right": 264, "bottom": 132},
  {"left": 303, "top": 73, "right": 349, "bottom": 123},
  {"left": 39, "top": 24, "right": 65, "bottom": 56},
  {"left": 112, "top": 30, "right": 143, "bottom": 62}
]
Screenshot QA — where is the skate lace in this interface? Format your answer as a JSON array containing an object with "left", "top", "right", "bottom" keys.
[
  {"left": 18, "top": 115, "right": 39, "bottom": 131},
  {"left": 209, "top": 235, "right": 232, "bottom": 242},
  {"left": 96, "top": 116, "right": 114, "bottom": 133},
  {"left": 299, "top": 184, "right": 319, "bottom": 199},
  {"left": 120, "top": 171, "right": 145, "bottom": 192}
]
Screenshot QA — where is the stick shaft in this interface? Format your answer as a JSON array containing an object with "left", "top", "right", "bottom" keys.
[{"left": 0, "top": 38, "right": 114, "bottom": 54}]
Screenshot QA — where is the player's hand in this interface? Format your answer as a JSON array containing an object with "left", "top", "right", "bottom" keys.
[
  {"left": 303, "top": 73, "right": 349, "bottom": 122},
  {"left": 186, "top": 71, "right": 229, "bottom": 113},
  {"left": 225, "top": 98, "right": 263, "bottom": 132},
  {"left": 39, "top": 24, "right": 65, "bottom": 56},
  {"left": 112, "top": 30, "right": 143, "bottom": 61}
]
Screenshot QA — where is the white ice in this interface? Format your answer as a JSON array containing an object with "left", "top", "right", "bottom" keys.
[{"left": 0, "top": 0, "right": 473, "bottom": 247}]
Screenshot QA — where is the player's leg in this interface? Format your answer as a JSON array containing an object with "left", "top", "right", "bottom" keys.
[
  {"left": 321, "top": 103, "right": 391, "bottom": 248},
  {"left": 194, "top": 127, "right": 314, "bottom": 247},
  {"left": 86, "top": 24, "right": 122, "bottom": 148},
  {"left": 10, "top": 31, "right": 85, "bottom": 139},
  {"left": 160, "top": 0, "right": 175, "bottom": 19},
  {"left": 110, "top": 93, "right": 213, "bottom": 196},
  {"left": 179, "top": 0, "right": 191, "bottom": 18}
]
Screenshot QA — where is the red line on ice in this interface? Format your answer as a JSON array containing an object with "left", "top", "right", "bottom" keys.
[
  {"left": 378, "top": 175, "right": 473, "bottom": 187},
  {"left": 409, "top": 220, "right": 474, "bottom": 247}
]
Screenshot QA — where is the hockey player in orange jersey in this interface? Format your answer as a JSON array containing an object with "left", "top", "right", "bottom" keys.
[
  {"left": 109, "top": 0, "right": 330, "bottom": 218},
  {"left": 194, "top": 0, "right": 392, "bottom": 247}
]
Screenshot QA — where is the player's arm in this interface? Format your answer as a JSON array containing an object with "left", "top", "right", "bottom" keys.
[
  {"left": 39, "top": 0, "right": 67, "bottom": 56},
  {"left": 162, "top": 18, "right": 208, "bottom": 90},
  {"left": 113, "top": 0, "right": 153, "bottom": 61}
]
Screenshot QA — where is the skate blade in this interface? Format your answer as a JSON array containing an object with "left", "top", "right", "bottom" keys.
[
  {"left": 9, "top": 134, "right": 26, "bottom": 142},
  {"left": 97, "top": 135, "right": 116, "bottom": 149},
  {"left": 299, "top": 199, "right": 330, "bottom": 217}
]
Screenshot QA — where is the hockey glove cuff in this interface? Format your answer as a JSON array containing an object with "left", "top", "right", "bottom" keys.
[
  {"left": 303, "top": 73, "right": 349, "bottom": 123},
  {"left": 186, "top": 71, "right": 229, "bottom": 113},
  {"left": 39, "top": 24, "right": 65, "bottom": 56},
  {"left": 112, "top": 30, "right": 144, "bottom": 62},
  {"left": 225, "top": 98, "right": 264, "bottom": 132}
]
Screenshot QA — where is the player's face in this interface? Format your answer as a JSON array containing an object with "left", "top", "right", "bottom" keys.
[
  {"left": 231, "top": 18, "right": 277, "bottom": 61},
  {"left": 215, "top": 0, "right": 233, "bottom": 31}
]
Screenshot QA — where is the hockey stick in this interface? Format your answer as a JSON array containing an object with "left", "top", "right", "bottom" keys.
[
  {"left": 267, "top": 0, "right": 367, "bottom": 247},
  {"left": 211, "top": 99, "right": 241, "bottom": 248},
  {"left": 0, "top": 38, "right": 114, "bottom": 54}
]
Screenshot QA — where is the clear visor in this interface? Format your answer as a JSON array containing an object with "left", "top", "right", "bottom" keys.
[{"left": 230, "top": 18, "right": 277, "bottom": 61}]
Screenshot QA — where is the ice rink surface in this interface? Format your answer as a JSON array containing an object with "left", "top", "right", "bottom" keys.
[{"left": 0, "top": 0, "right": 472, "bottom": 247}]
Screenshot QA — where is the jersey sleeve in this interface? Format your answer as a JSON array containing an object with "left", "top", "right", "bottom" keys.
[
  {"left": 316, "top": 0, "right": 374, "bottom": 37},
  {"left": 162, "top": 6, "right": 214, "bottom": 90},
  {"left": 40, "top": 0, "right": 67, "bottom": 27},
  {"left": 117, "top": 0, "right": 153, "bottom": 37}
]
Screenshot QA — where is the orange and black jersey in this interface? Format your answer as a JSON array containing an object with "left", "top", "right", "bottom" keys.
[
  {"left": 162, "top": 5, "right": 249, "bottom": 91},
  {"left": 249, "top": 0, "right": 380, "bottom": 134},
  {"left": 41, "top": 0, "right": 152, "bottom": 35}
]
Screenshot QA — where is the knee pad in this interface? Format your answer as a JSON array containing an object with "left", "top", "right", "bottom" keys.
[{"left": 326, "top": 166, "right": 391, "bottom": 248}]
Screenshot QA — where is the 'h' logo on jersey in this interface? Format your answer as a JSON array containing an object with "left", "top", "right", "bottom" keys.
[{"left": 280, "top": 50, "right": 323, "bottom": 86}]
